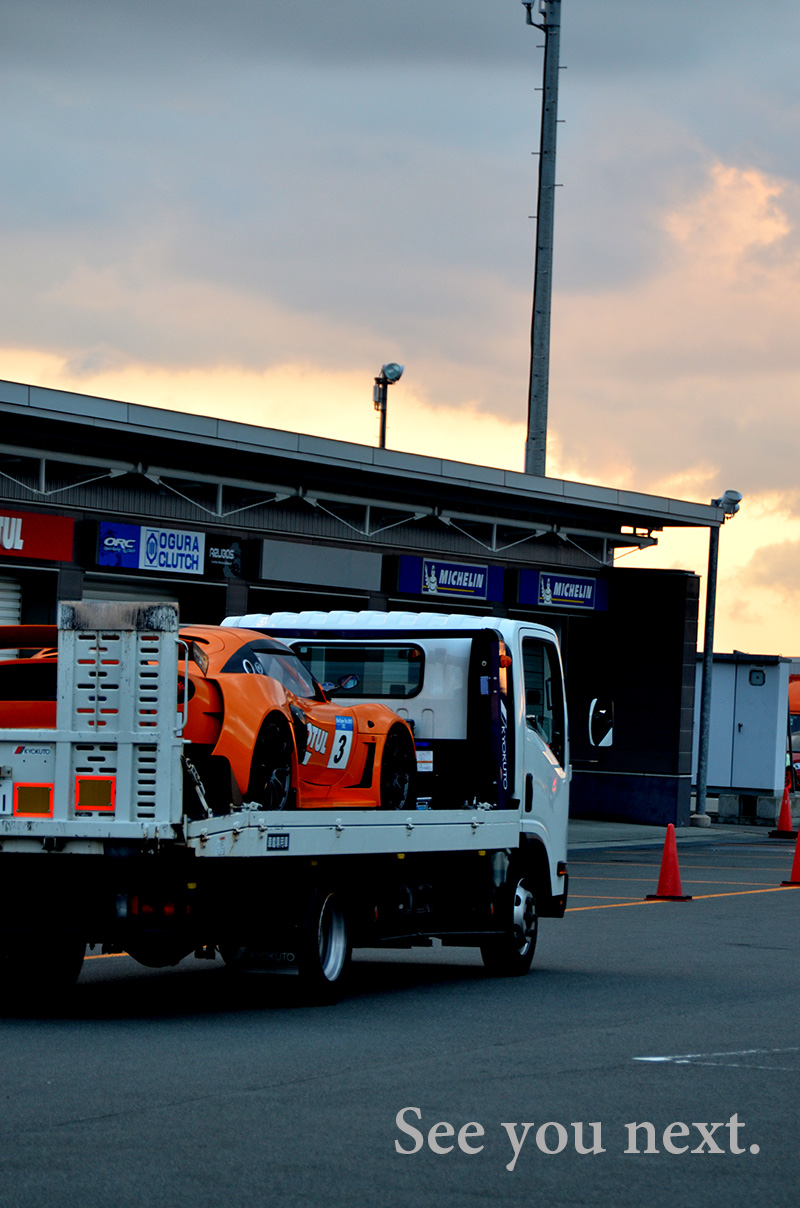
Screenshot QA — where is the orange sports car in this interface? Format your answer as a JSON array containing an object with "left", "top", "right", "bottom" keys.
[
  {"left": 179, "top": 625, "right": 416, "bottom": 816},
  {"left": 0, "top": 624, "right": 417, "bottom": 817}
]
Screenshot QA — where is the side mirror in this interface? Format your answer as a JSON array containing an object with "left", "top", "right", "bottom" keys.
[
  {"left": 322, "top": 673, "right": 360, "bottom": 696},
  {"left": 589, "top": 697, "right": 613, "bottom": 748}
]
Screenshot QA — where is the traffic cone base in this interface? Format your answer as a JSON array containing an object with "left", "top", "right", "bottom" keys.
[
  {"left": 645, "top": 823, "right": 692, "bottom": 901},
  {"left": 781, "top": 825, "right": 800, "bottom": 886},
  {"left": 770, "top": 784, "right": 797, "bottom": 839}
]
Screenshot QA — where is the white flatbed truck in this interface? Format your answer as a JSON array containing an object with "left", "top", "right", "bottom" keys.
[{"left": 0, "top": 601, "right": 569, "bottom": 1003}]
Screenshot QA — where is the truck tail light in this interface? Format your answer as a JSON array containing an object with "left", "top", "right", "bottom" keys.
[
  {"left": 13, "top": 783, "right": 54, "bottom": 817},
  {"left": 75, "top": 775, "right": 116, "bottom": 812}
]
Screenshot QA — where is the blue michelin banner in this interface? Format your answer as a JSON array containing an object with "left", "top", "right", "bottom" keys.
[
  {"left": 398, "top": 556, "right": 504, "bottom": 602},
  {"left": 519, "top": 569, "right": 608, "bottom": 611},
  {"left": 98, "top": 522, "right": 205, "bottom": 575}
]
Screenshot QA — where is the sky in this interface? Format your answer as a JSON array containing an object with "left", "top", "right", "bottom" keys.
[{"left": 2, "top": 0, "right": 800, "bottom": 653}]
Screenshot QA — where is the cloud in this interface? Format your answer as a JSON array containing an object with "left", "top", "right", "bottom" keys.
[
  {"left": 747, "top": 540, "right": 800, "bottom": 600},
  {"left": 549, "top": 160, "right": 800, "bottom": 498},
  {"left": 4, "top": 0, "right": 800, "bottom": 661}
]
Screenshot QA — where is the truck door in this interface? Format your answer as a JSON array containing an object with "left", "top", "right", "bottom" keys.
[
  {"left": 467, "top": 630, "right": 515, "bottom": 808},
  {"left": 521, "top": 636, "right": 569, "bottom": 828}
]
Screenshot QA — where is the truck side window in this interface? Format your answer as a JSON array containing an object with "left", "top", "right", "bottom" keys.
[
  {"left": 291, "top": 643, "right": 424, "bottom": 699},
  {"left": 522, "top": 639, "right": 565, "bottom": 766}
]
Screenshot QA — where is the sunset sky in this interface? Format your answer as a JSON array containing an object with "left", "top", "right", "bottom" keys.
[{"left": 3, "top": 0, "right": 800, "bottom": 653}]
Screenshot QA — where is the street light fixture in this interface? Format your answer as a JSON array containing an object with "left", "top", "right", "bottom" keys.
[
  {"left": 693, "top": 489, "right": 743, "bottom": 827},
  {"left": 373, "top": 363, "right": 404, "bottom": 449}
]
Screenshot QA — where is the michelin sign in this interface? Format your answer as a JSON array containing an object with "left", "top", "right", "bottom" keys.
[
  {"left": 422, "top": 559, "right": 488, "bottom": 599},
  {"left": 518, "top": 569, "right": 607, "bottom": 611},
  {"left": 98, "top": 522, "right": 205, "bottom": 574}
]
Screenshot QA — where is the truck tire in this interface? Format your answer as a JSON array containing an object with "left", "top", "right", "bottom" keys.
[
  {"left": 480, "top": 876, "right": 537, "bottom": 976},
  {"left": 249, "top": 717, "right": 294, "bottom": 810},
  {"left": 1, "top": 937, "right": 86, "bottom": 1009},
  {"left": 296, "top": 891, "right": 351, "bottom": 1002},
  {"left": 379, "top": 725, "right": 416, "bottom": 811}
]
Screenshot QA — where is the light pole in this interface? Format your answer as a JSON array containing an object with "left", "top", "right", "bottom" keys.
[
  {"left": 522, "top": 0, "right": 562, "bottom": 478},
  {"left": 692, "top": 489, "right": 743, "bottom": 827},
  {"left": 373, "top": 362, "right": 404, "bottom": 449}
]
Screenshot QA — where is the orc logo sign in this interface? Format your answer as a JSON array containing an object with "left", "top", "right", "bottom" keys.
[{"left": 98, "top": 522, "right": 141, "bottom": 568}]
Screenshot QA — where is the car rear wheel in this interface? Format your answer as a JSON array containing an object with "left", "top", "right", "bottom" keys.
[
  {"left": 379, "top": 725, "right": 416, "bottom": 810},
  {"left": 249, "top": 717, "right": 294, "bottom": 810}
]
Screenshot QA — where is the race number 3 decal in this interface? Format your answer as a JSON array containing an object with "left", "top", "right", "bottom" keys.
[{"left": 328, "top": 716, "right": 354, "bottom": 768}]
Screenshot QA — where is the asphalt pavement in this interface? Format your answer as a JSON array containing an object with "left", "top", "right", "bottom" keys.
[{"left": 2, "top": 821, "right": 799, "bottom": 1208}]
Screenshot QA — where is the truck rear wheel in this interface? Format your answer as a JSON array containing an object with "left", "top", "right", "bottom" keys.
[
  {"left": 379, "top": 725, "right": 416, "bottom": 810},
  {"left": 480, "top": 877, "right": 537, "bottom": 976},
  {"left": 296, "top": 891, "right": 351, "bottom": 1002},
  {"left": 1, "top": 936, "right": 86, "bottom": 1009}
]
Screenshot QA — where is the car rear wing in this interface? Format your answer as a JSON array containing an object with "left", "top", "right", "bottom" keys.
[{"left": 0, "top": 601, "right": 183, "bottom": 842}]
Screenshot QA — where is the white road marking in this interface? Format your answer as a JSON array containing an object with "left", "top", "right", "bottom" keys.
[{"left": 634, "top": 1046, "right": 800, "bottom": 1071}]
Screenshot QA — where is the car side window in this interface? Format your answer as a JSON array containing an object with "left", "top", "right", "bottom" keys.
[
  {"left": 222, "top": 642, "right": 320, "bottom": 700},
  {"left": 522, "top": 638, "right": 565, "bottom": 766}
]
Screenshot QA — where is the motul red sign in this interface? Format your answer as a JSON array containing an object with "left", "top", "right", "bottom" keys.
[{"left": 0, "top": 511, "right": 74, "bottom": 561}]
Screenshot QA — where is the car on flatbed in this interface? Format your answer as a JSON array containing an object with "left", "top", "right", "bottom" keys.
[{"left": 0, "top": 622, "right": 417, "bottom": 818}]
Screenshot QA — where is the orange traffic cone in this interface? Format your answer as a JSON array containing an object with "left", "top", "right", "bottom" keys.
[
  {"left": 646, "top": 823, "right": 692, "bottom": 901},
  {"left": 770, "top": 784, "right": 797, "bottom": 839},
  {"left": 781, "top": 826, "right": 800, "bottom": 886}
]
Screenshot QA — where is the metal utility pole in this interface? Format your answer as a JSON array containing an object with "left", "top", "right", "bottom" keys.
[
  {"left": 693, "top": 490, "right": 742, "bottom": 826},
  {"left": 523, "top": 0, "right": 562, "bottom": 478}
]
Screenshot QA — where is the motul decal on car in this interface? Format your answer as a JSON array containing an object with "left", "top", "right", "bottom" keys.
[
  {"left": 328, "top": 716, "right": 354, "bottom": 769},
  {"left": 303, "top": 722, "right": 329, "bottom": 763}
]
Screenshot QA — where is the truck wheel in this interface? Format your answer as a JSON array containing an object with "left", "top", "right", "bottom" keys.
[
  {"left": 480, "top": 877, "right": 537, "bottom": 976},
  {"left": 379, "top": 725, "right": 416, "bottom": 810},
  {"left": 296, "top": 891, "right": 351, "bottom": 1002},
  {"left": 1, "top": 937, "right": 86, "bottom": 1009},
  {"left": 250, "top": 717, "right": 293, "bottom": 810}
]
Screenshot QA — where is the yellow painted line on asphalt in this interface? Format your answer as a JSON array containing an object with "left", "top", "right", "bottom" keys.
[
  {"left": 576, "top": 876, "right": 777, "bottom": 887},
  {"left": 567, "top": 903, "right": 671, "bottom": 908},
  {"left": 570, "top": 894, "right": 643, "bottom": 900},
  {"left": 567, "top": 885, "right": 799, "bottom": 911},
  {"left": 690, "top": 886, "right": 800, "bottom": 900},
  {"left": 576, "top": 860, "right": 791, "bottom": 870},
  {"left": 84, "top": 952, "right": 128, "bottom": 961}
]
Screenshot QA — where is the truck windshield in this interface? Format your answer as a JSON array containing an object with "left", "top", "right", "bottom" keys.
[{"left": 292, "top": 643, "right": 424, "bottom": 698}]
